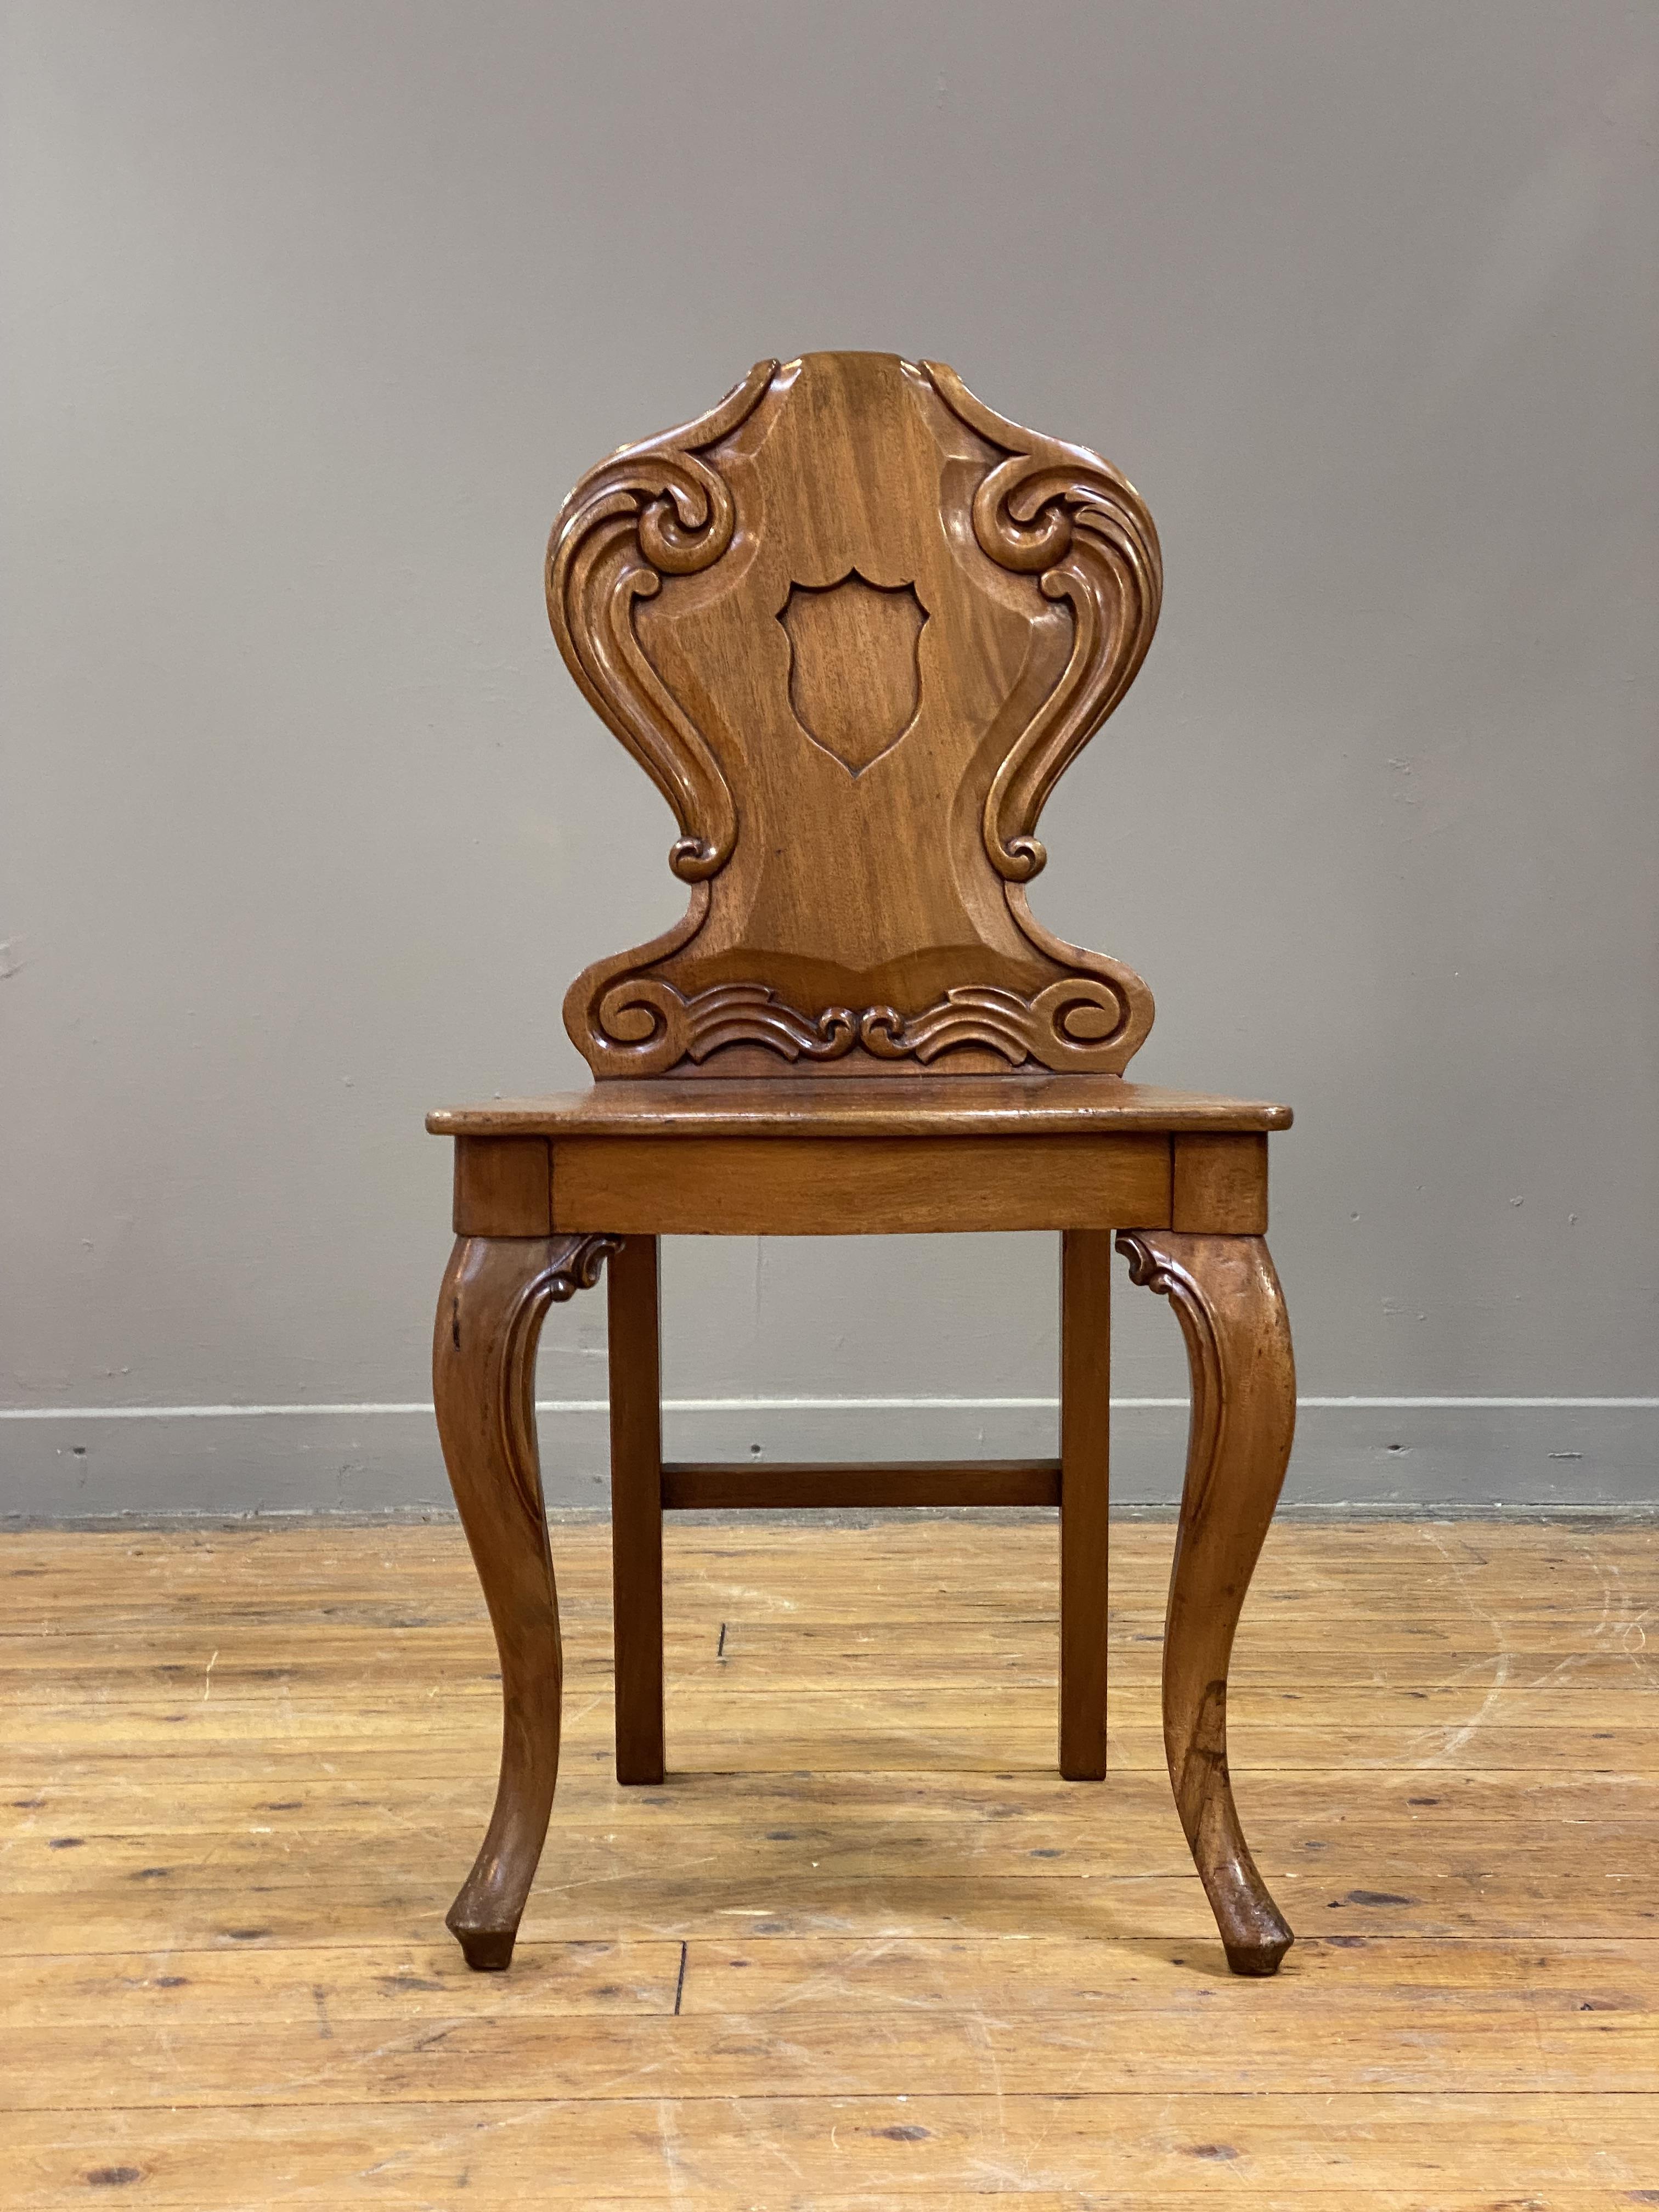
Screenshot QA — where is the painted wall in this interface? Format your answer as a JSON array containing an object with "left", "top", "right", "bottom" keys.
[{"left": 3, "top": 0, "right": 1655, "bottom": 1515}]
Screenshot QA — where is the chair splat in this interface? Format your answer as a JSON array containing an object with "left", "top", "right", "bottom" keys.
[{"left": 549, "top": 351, "right": 1161, "bottom": 1080}]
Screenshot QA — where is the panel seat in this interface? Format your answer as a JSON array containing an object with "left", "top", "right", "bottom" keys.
[
  {"left": 427, "top": 1073, "right": 1291, "bottom": 1141},
  {"left": 437, "top": 1078, "right": 1284, "bottom": 1239}
]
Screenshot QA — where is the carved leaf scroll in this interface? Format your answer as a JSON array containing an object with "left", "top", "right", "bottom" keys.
[
  {"left": 548, "top": 362, "right": 777, "bottom": 882},
  {"left": 1116, "top": 1230, "right": 1226, "bottom": 1520},
  {"left": 921, "top": 362, "right": 1163, "bottom": 885}
]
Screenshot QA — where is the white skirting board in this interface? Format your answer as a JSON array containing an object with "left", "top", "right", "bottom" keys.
[{"left": 2, "top": 1398, "right": 1656, "bottom": 1519}]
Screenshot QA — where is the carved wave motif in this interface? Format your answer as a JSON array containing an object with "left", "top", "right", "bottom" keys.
[
  {"left": 593, "top": 979, "right": 859, "bottom": 1076},
  {"left": 861, "top": 979, "right": 1130, "bottom": 1070},
  {"left": 587, "top": 974, "right": 1135, "bottom": 1075}
]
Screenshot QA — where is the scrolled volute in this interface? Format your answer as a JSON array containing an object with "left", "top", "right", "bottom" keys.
[
  {"left": 547, "top": 361, "right": 777, "bottom": 883},
  {"left": 1115, "top": 1230, "right": 1226, "bottom": 1518},
  {"left": 548, "top": 1235, "right": 623, "bottom": 1302},
  {"left": 922, "top": 360, "right": 1162, "bottom": 884}
]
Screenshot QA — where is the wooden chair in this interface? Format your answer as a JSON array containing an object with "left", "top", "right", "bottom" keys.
[{"left": 427, "top": 352, "right": 1297, "bottom": 1979}]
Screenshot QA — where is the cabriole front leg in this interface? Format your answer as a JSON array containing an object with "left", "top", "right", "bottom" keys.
[
  {"left": 433, "top": 1231, "right": 619, "bottom": 1970},
  {"left": 1116, "top": 1229, "right": 1296, "bottom": 1976}
]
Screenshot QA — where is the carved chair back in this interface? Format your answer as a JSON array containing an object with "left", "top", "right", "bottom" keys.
[{"left": 549, "top": 352, "right": 1161, "bottom": 1081}]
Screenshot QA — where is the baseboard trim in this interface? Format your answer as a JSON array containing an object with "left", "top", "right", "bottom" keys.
[{"left": 2, "top": 1396, "right": 1655, "bottom": 1517}]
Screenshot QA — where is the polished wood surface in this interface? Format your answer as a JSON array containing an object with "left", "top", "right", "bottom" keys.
[
  {"left": 660, "top": 1460, "right": 1064, "bottom": 1511},
  {"left": 1059, "top": 1230, "right": 1113, "bottom": 1781},
  {"left": 450, "top": 1125, "right": 1272, "bottom": 1239},
  {"left": 607, "top": 1235, "right": 664, "bottom": 1786},
  {"left": 551, "top": 1131, "right": 1173, "bottom": 1235},
  {"left": 430, "top": 1074, "right": 1293, "bottom": 1138},
  {"left": 1171, "top": 1131, "right": 1269, "bottom": 1235},
  {"left": 5, "top": 1517, "right": 1657, "bottom": 2204},
  {"left": 452, "top": 1132, "right": 554, "bottom": 1237},
  {"left": 548, "top": 353, "right": 1160, "bottom": 1081}
]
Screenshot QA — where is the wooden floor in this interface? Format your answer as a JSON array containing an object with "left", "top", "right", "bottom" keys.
[{"left": 2, "top": 1514, "right": 1657, "bottom": 2208}]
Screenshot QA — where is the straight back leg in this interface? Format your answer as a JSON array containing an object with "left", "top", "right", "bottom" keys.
[
  {"left": 1059, "top": 1229, "right": 1112, "bottom": 1779},
  {"left": 609, "top": 1233, "right": 665, "bottom": 1784}
]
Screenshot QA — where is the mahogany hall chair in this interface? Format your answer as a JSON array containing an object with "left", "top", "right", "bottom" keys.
[{"left": 426, "top": 352, "right": 1297, "bottom": 1978}]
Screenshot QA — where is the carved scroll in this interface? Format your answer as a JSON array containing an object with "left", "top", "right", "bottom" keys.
[
  {"left": 548, "top": 1233, "right": 624, "bottom": 1304},
  {"left": 456, "top": 1233, "right": 622, "bottom": 1528},
  {"left": 922, "top": 361, "right": 1163, "bottom": 887},
  {"left": 1002, "top": 887, "right": 1155, "bottom": 1075},
  {"left": 1115, "top": 1231, "right": 1226, "bottom": 1520},
  {"left": 548, "top": 361, "right": 776, "bottom": 882}
]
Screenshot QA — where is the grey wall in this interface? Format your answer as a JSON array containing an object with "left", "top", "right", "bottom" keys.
[{"left": 3, "top": 0, "right": 1656, "bottom": 1518}]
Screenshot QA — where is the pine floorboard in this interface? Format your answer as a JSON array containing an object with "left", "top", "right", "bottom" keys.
[{"left": 1, "top": 1514, "right": 1656, "bottom": 2207}]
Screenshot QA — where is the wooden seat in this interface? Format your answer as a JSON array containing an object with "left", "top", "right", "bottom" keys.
[
  {"left": 432, "top": 1073, "right": 1292, "bottom": 1136},
  {"left": 428, "top": 353, "right": 1299, "bottom": 1980},
  {"left": 432, "top": 1076, "right": 1286, "bottom": 1235}
]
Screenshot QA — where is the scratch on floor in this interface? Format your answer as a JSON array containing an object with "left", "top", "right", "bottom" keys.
[
  {"left": 768, "top": 1935, "right": 904, "bottom": 2013},
  {"left": 1409, "top": 1528, "right": 1515, "bottom": 1766},
  {"left": 723, "top": 2091, "right": 809, "bottom": 2187},
  {"left": 967, "top": 1991, "right": 1011, "bottom": 2178},
  {"left": 656, "top": 2094, "right": 691, "bottom": 2207},
  {"left": 344, "top": 2101, "right": 550, "bottom": 2193}
]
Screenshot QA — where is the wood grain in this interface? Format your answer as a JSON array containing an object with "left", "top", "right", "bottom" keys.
[
  {"left": 451, "top": 1135, "right": 552, "bottom": 1236},
  {"left": 1059, "top": 1228, "right": 1112, "bottom": 1779},
  {"left": 1171, "top": 1132, "right": 1268, "bottom": 1234},
  {"left": 607, "top": 1234, "right": 664, "bottom": 1786},
  {"left": 550, "top": 1129, "right": 1172, "bottom": 1233},
  {"left": 3, "top": 1518, "right": 1656, "bottom": 2204},
  {"left": 659, "top": 1460, "right": 1062, "bottom": 1510},
  {"left": 429, "top": 1073, "right": 1292, "bottom": 1140}
]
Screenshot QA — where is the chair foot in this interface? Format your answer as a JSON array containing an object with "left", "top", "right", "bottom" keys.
[
  {"left": 1118, "top": 1228, "right": 1297, "bottom": 1978},
  {"left": 1224, "top": 1930, "right": 1293, "bottom": 1978},
  {"left": 448, "top": 1914, "right": 518, "bottom": 1974}
]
